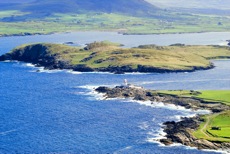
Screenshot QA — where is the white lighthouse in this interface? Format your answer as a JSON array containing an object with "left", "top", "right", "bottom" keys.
[{"left": 124, "top": 79, "right": 128, "bottom": 86}]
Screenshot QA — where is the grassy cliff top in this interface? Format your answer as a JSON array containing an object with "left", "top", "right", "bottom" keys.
[{"left": 9, "top": 42, "right": 230, "bottom": 71}]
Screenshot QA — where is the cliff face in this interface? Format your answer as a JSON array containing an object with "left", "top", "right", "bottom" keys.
[{"left": 0, "top": 44, "right": 72, "bottom": 69}]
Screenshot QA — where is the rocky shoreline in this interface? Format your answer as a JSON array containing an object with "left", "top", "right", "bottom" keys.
[
  {"left": 95, "top": 86, "right": 230, "bottom": 151},
  {"left": 0, "top": 43, "right": 216, "bottom": 74}
]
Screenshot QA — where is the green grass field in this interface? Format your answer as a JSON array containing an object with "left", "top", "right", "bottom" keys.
[
  {"left": 158, "top": 90, "right": 230, "bottom": 142},
  {"left": 159, "top": 90, "right": 230, "bottom": 105},
  {"left": 193, "top": 111, "right": 230, "bottom": 142},
  {"left": 9, "top": 43, "right": 230, "bottom": 72},
  {"left": 207, "top": 111, "right": 230, "bottom": 139},
  {"left": 1, "top": 11, "right": 230, "bottom": 36},
  {"left": 196, "top": 91, "right": 230, "bottom": 106}
]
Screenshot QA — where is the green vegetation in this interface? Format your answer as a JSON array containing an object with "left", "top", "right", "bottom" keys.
[
  {"left": 193, "top": 111, "right": 230, "bottom": 142},
  {"left": 159, "top": 90, "right": 230, "bottom": 105},
  {"left": 1, "top": 0, "right": 230, "bottom": 35},
  {"left": 8, "top": 43, "right": 230, "bottom": 72},
  {"left": 159, "top": 90, "right": 230, "bottom": 142},
  {"left": 196, "top": 91, "right": 230, "bottom": 106},
  {"left": 1, "top": 12, "right": 230, "bottom": 36},
  {"left": 207, "top": 111, "right": 230, "bottom": 138}
]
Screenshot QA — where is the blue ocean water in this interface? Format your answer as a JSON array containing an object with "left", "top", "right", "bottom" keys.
[
  {"left": 1, "top": 60, "right": 229, "bottom": 153},
  {"left": 0, "top": 33, "right": 230, "bottom": 153}
]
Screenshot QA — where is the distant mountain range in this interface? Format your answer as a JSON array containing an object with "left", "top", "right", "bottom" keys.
[
  {"left": 0, "top": 0, "right": 159, "bottom": 17},
  {"left": 145, "top": 0, "right": 230, "bottom": 15},
  {"left": 1, "top": 0, "right": 229, "bottom": 18},
  {"left": 146, "top": 0, "right": 230, "bottom": 9}
]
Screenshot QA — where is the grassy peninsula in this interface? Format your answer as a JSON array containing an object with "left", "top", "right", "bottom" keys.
[
  {"left": 95, "top": 85, "right": 230, "bottom": 150},
  {"left": 1, "top": 42, "right": 230, "bottom": 73},
  {"left": 159, "top": 90, "right": 230, "bottom": 143}
]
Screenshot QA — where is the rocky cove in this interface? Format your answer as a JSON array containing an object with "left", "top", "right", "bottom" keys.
[{"left": 95, "top": 86, "right": 230, "bottom": 151}]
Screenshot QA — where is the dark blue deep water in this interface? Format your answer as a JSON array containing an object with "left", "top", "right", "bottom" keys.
[{"left": 0, "top": 32, "right": 230, "bottom": 153}]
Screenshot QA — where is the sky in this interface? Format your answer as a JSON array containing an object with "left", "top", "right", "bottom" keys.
[{"left": 145, "top": 0, "right": 230, "bottom": 10}]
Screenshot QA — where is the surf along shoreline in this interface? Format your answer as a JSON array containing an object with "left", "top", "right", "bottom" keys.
[
  {"left": 94, "top": 85, "right": 230, "bottom": 152},
  {"left": 2, "top": 42, "right": 230, "bottom": 74}
]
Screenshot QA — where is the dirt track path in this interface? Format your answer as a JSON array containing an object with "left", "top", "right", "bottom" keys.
[{"left": 200, "top": 113, "right": 221, "bottom": 138}]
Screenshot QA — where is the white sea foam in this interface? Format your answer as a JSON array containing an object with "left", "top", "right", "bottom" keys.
[
  {"left": 138, "top": 121, "right": 150, "bottom": 130},
  {"left": 202, "top": 148, "right": 230, "bottom": 154},
  {"left": 77, "top": 85, "right": 106, "bottom": 100},
  {"left": 66, "top": 70, "right": 82, "bottom": 74},
  {"left": 18, "top": 62, "right": 82, "bottom": 74},
  {"left": 154, "top": 141, "right": 229, "bottom": 153},
  {"left": 1, "top": 60, "right": 13, "bottom": 63},
  {"left": 124, "top": 99, "right": 201, "bottom": 114},
  {"left": 82, "top": 71, "right": 112, "bottom": 74},
  {"left": 125, "top": 72, "right": 152, "bottom": 75},
  {"left": 37, "top": 69, "right": 63, "bottom": 73},
  {"left": 0, "top": 129, "right": 17, "bottom": 136},
  {"left": 78, "top": 85, "right": 217, "bottom": 153},
  {"left": 24, "top": 63, "right": 36, "bottom": 67},
  {"left": 114, "top": 146, "right": 133, "bottom": 154}
]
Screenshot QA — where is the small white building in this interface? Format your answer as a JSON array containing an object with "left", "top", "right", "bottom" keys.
[{"left": 123, "top": 79, "right": 143, "bottom": 89}]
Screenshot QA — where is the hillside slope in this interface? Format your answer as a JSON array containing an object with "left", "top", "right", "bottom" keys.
[
  {"left": 1, "top": 42, "right": 230, "bottom": 73},
  {"left": 0, "top": 0, "right": 159, "bottom": 17}
]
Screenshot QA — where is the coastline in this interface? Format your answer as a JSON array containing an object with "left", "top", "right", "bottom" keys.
[
  {"left": 94, "top": 86, "right": 230, "bottom": 152},
  {"left": 1, "top": 30, "right": 230, "bottom": 38},
  {"left": 0, "top": 43, "right": 218, "bottom": 74}
]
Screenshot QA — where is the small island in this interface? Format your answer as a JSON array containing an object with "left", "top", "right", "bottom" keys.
[
  {"left": 95, "top": 84, "right": 230, "bottom": 152},
  {"left": 1, "top": 41, "right": 230, "bottom": 74}
]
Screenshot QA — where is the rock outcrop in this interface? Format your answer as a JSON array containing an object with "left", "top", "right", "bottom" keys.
[
  {"left": 95, "top": 86, "right": 230, "bottom": 112},
  {"left": 0, "top": 44, "right": 73, "bottom": 70},
  {"left": 95, "top": 85, "right": 230, "bottom": 151},
  {"left": 160, "top": 117, "right": 230, "bottom": 151}
]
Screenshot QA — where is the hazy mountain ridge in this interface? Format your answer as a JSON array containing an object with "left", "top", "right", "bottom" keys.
[
  {"left": 145, "top": 0, "right": 230, "bottom": 15},
  {"left": 0, "top": 0, "right": 159, "bottom": 17},
  {"left": 145, "top": 0, "right": 230, "bottom": 10}
]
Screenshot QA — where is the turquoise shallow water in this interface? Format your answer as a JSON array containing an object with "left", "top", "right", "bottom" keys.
[{"left": 0, "top": 32, "right": 229, "bottom": 153}]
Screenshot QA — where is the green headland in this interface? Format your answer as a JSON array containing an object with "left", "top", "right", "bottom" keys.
[
  {"left": 1, "top": 42, "right": 230, "bottom": 73},
  {"left": 158, "top": 90, "right": 230, "bottom": 142}
]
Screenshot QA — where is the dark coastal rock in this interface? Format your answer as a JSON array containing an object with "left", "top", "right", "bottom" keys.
[
  {"left": 137, "top": 63, "right": 215, "bottom": 73},
  {"left": 80, "top": 52, "right": 97, "bottom": 62},
  {"left": 0, "top": 53, "right": 12, "bottom": 61},
  {"left": 137, "top": 65, "right": 172, "bottom": 73},
  {"left": 95, "top": 85, "right": 230, "bottom": 151},
  {"left": 0, "top": 44, "right": 74, "bottom": 70},
  {"left": 95, "top": 86, "right": 111, "bottom": 93},
  {"left": 96, "top": 65, "right": 135, "bottom": 74},
  {"left": 95, "top": 85, "right": 230, "bottom": 112},
  {"left": 73, "top": 64, "right": 95, "bottom": 72},
  {"left": 95, "top": 85, "right": 151, "bottom": 100},
  {"left": 160, "top": 116, "right": 230, "bottom": 150}
]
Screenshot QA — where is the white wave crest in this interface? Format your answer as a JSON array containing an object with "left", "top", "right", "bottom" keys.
[{"left": 0, "top": 129, "right": 17, "bottom": 136}]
